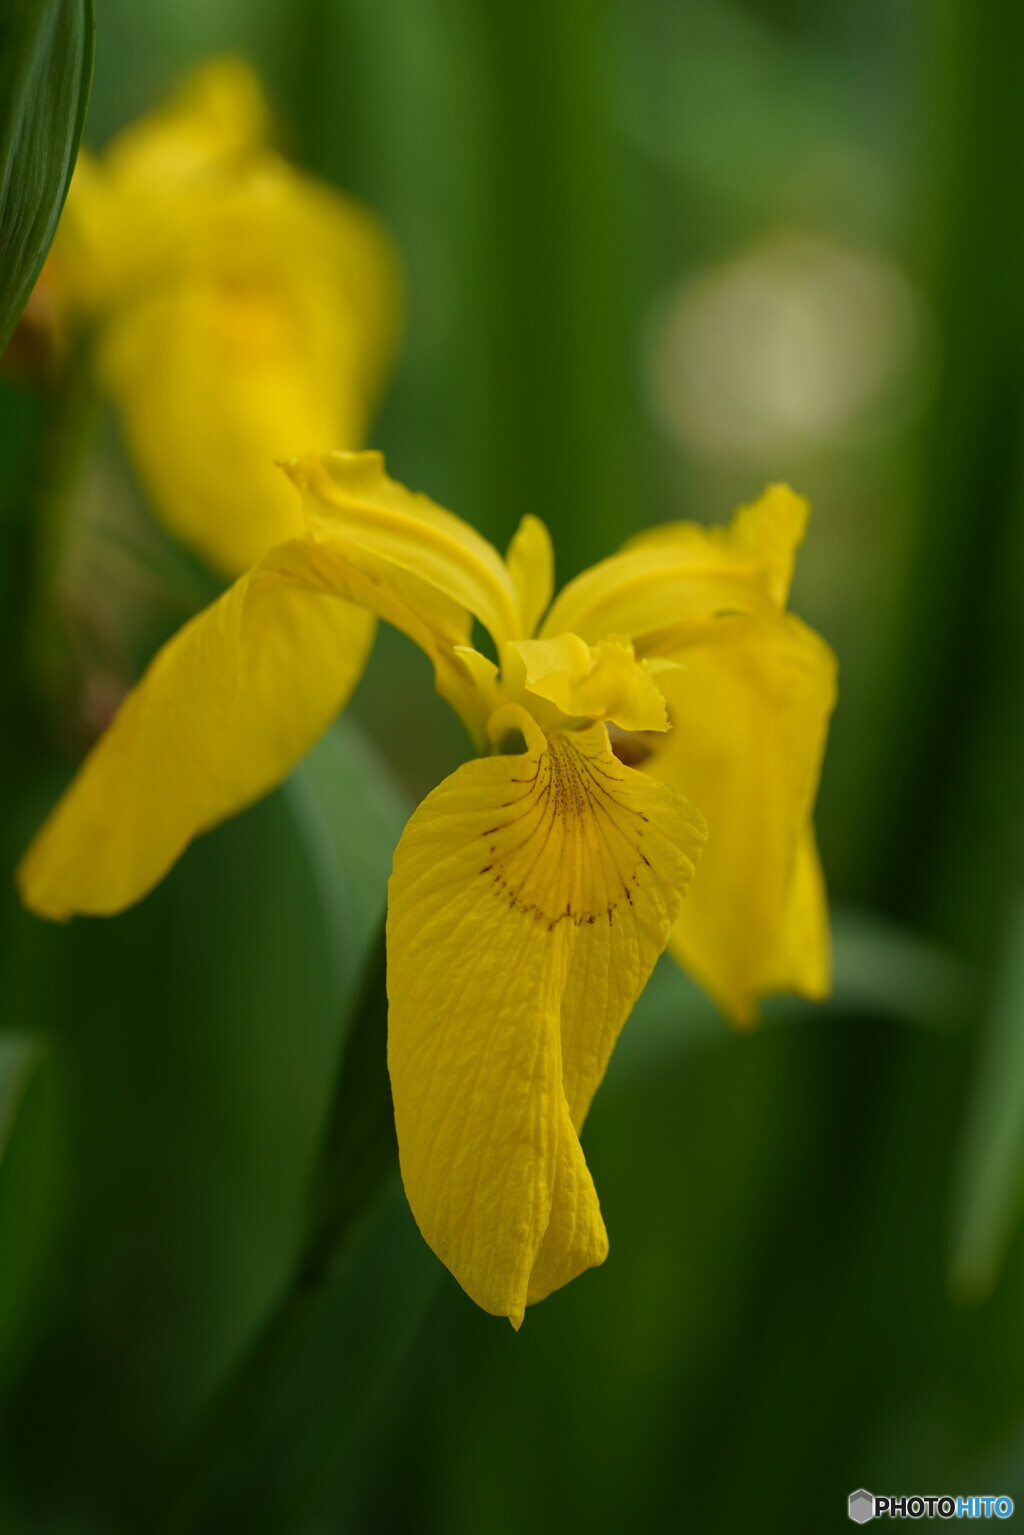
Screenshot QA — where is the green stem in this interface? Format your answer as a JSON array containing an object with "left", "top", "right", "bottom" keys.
[
  {"left": 460, "top": 0, "right": 638, "bottom": 571},
  {"left": 859, "top": 0, "right": 1024, "bottom": 940}
]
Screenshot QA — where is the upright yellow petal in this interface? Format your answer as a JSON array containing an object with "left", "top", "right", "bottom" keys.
[
  {"left": 387, "top": 715, "right": 705, "bottom": 1324},
  {"left": 506, "top": 514, "right": 554, "bottom": 637},
  {"left": 289, "top": 452, "right": 521, "bottom": 645},
  {"left": 648, "top": 612, "right": 836, "bottom": 1024},
  {"left": 284, "top": 453, "right": 523, "bottom": 736},
  {"left": 624, "top": 483, "right": 809, "bottom": 608},
  {"left": 541, "top": 484, "right": 808, "bottom": 652},
  {"left": 17, "top": 542, "right": 375, "bottom": 920}
]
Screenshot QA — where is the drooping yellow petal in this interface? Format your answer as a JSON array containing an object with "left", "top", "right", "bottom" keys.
[
  {"left": 526, "top": 726, "right": 707, "bottom": 1306},
  {"left": 284, "top": 454, "right": 523, "bottom": 734},
  {"left": 506, "top": 514, "right": 554, "bottom": 637},
  {"left": 97, "top": 172, "right": 399, "bottom": 576},
  {"left": 540, "top": 484, "right": 809, "bottom": 653},
  {"left": 510, "top": 634, "right": 670, "bottom": 733},
  {"left": 16, "top": 543, "right": 375, "bottom": 920},
  {"left": 387, "top": 715, "right": 706, "bottom": 1324},
  {"left": 648, "top": 611, "right": 836, "bottom": 1024}
]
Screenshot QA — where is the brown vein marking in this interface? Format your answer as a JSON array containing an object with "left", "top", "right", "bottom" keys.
[{"left": 478, "top": 732, "right": 656, "bottom": 930}]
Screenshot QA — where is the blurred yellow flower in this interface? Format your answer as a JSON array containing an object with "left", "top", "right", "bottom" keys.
[
  {"left": 17, "top": 453, "right": 835, "bottom": 1324},
  {"left": 50, "top": 58, "right": 400, "bottom": 576}
]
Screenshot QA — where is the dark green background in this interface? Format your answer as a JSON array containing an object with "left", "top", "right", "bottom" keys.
[{"left": 2, "top": 1, "right": 1024, "bottom": 1530}]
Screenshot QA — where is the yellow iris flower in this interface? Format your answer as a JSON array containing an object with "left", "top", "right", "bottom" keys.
[
  {"left": 49, "top": 58, "right": 400, "bottom": 576},
  {"left": 17, "top": 453, "right": 835, "bottom": 1324}
]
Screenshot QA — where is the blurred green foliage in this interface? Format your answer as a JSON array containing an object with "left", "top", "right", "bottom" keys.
[{"left": 2, "top": 0, "right": 1024, "bottom": 1531}]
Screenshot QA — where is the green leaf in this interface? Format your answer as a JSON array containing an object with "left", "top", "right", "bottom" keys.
[
  {"left": 828, "top": 905, "right": 973, "bottom": 1030},
  {"left": 0, "top": 1034, "right": 43, "bottom": 1169},
  {"left": 0, "top": 0, "right": 94, "bottom": 352},
  {"left": 612, "top": 904, "right": 972, "bottom": 1091},
  {"left": 0, "top": 1034, "right": 65, "bottom": 1400},
  {"left": 949, "top": 898, "right": 1024, "bottom": 1301},
  {"left": 301, "top": 928, "right": 393, "bottom": 1286},
  {"left": 158, "top": 1180, "right": 438, "bottom": 1535},
  {"left": 0, "top": 711, "right": 415, "bottom": 1511},
  {"left": 283, "top": 713, "right": 410, "bottom": 979},
  {"left": 151, "top": 721, "right": 417, "bottom": 1533}
]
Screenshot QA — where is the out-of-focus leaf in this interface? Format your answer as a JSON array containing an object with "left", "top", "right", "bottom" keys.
[
  {"left": 283, "top": 713, "right": 410, "bottom": 1275},
  {"left": 613, "top": 904, "right": 971, "bottom": 1089},
  {"left": 0, "top": 727, "right": 404, "bottom": 1522},
  {"left": 0, "top": 1035, "right": 43, "bottom": 1169},
  {"left": 619, "top": 0, "right": 864, "bottom": 220},
  {"left": 949, "top": 899, "right": 1024, "bottom": 1302},
  {"left": 828, "top": 905, "right": 973, "bottom": 1029},
  {"left": 301, "top": 928, "right": 392, "bottom": 1285},
  {"left": 152, "top": 707, "right": 414, "bottom": 1533},
  {"left": 284, "top": 714, "right": 410, "bottom": 980},
  {"left": 0, "top": 1037, "right": 65, "bottom": 1402},
  {"left": 160, "top": 1181, "right": 438, "bottom": 1535},
  {"left": 151, "top": 715, "right": 415, "bottom": 1533},
  {"left": 0, "top": 0, "right": 94, "bottom": 351}
]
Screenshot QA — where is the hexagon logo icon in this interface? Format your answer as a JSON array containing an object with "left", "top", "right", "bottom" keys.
[{"left": 848, "top": 1490, "right": 875, "bottom": 1523}]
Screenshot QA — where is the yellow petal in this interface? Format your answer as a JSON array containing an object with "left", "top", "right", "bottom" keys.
[
  {"left": 624, "top": 483, "right": 809, "bottom": 608},
  {"left": 453, "top": 646, "right": 502, "bottom": 719},
  {"left": 387, "top": 716, "right": 706, "bottom": 1324},
  {"left": 506, "top": 514, "right": 554, "bottom": 637},
  {"left": 649, "top": 612, "right": 836, "bottom": 1024},
  {"left": 17, "top": 542, "right": 375, "bottom": 920},
  {"left": 58, "top": 59, "right": 275, "bottom": 312},
  {"left": 96, "top": 168, "right": 400, "bottom": 577},
  {"left": 510, "top": 634, "right": 670, "bottom": 732},
  {"left": 51, "top": 58, "right": 400, "bottom": 576},
  {"left": 550, "top": 738, "right": 707, "bottom": 1129},
  {"left": 758, "top": 824, "right": 831, "bottom": 1001},
  {"left": 540, "top": 484, "right": 809, "bottom": 653},
  {"left": 104, "top": 56, "right": 271, "bottom": 191},
  {"left": 285, "top": 452, "right": 523, "bottom": 704},
  {"left": 43, "top": 149, "right": 110, "bottom": 313}
]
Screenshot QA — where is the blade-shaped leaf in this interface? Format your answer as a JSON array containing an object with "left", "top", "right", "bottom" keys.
[
  {"left": 153, "top": 724, "right": 417, "bottom": 1533},
  {"left": 283, "top": 713, "right": 410, "bottom": 981},
  {"left": 0, "top": 1032, "right": 62, "bottom": 1398},
  {"left": 0, "top": 0, "right": 94, "bottom": 351},
  {"left": 612, "top": 903, "right": 972, "bottom": 1090},
  {"left": 158, "top": 1182, "right": 438, "bottom": 1535},
  {"left": 0, "top": 1033, "right": 44, "bottom": 1170},
  {"left": 949, "top": 898, "right": 1024, "bottom": 1301}
]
